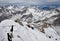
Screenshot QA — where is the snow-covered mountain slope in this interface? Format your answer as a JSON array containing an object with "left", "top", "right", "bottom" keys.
[
  {"left": 0, "top": 20, "right": 60, "bottom": 41},
  {"left": 0, "top": 5, "right": 59, "bottom": 23},
  {"left": 0, "top": 5, "right": 60, "bottom": 41}
]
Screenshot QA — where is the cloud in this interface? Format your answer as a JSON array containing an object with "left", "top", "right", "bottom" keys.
[
  {"left": 0, "top": 0, "right": 44, "bottom": 5},
  {"left": 45, "top": 0, "right": 60, "bottom": 2},
  {"left": 0, "top": 0, "right": 60, "bottom": 5}
]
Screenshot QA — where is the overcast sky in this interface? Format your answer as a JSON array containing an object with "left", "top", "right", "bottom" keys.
[{"left": 0, "top": 0, "right": 60, "bottom": 5}]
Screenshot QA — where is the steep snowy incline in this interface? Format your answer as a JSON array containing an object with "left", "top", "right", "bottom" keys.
[{"left": 0, "top": 20, "right": 60, "bottom": 41}]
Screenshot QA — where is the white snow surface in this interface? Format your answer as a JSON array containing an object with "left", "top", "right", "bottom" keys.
[{"left": 0, "top": 20, "right": 60, "bottom": 41}]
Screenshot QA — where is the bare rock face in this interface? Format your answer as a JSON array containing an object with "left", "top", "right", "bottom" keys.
[{"left": 54, "top": 18, "right": 60, "bottom": 26}]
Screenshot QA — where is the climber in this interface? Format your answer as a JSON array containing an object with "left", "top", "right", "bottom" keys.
[
  {"left": 7, "top": 25, "right": 14, "bottom": 41},
  {"left": 7, "top": 33, "right": 13, "bottom": 41},
  {"left": 27, "top": 25, "right": 34, "bottom": 30},
  {"left": 10, "top": 25, "right": 13, "bottom": 32}
]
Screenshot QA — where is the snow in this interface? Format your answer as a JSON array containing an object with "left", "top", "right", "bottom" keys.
[
  {"left": 0, "top": 20, "right": 60, "bottom": 41},
  {"left": 0, "top": 6, "right": 60, "bottom": 41},
  {"left": 7, "top": 5, "right": 14, "bottom": 10},
  {"left": 54, "top": 26, "right": 60, "bottom": 36},
  {"left": 44, "top": 26, "right": 60, "bottom": 41}
]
